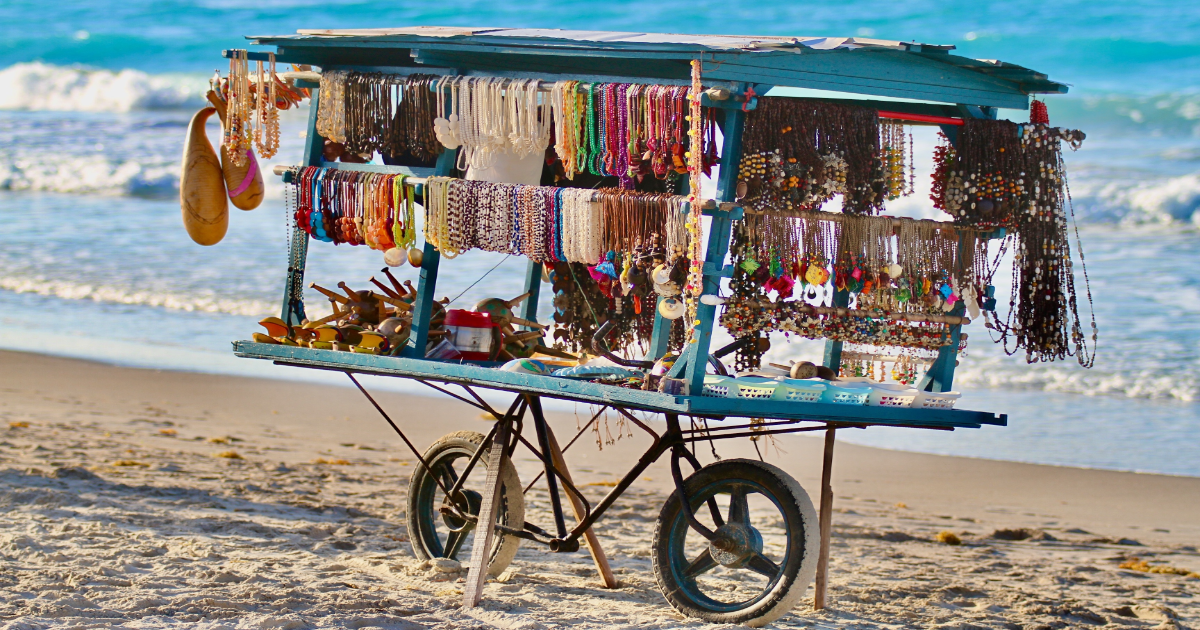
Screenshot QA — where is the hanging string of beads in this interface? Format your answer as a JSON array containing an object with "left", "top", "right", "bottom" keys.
[
  {"left": 928, "top": 115, "right": 1095, "bottom": 366},
  {"left": 222, "top": 50, "right": 253, "bottom": 167},
  {"left": 739, "top": 97, "right": 885, "bottom": 215},
  {"left": 315, "top": 72, "right": 443, "bottom": 161},
  {"left": 879, "top": 120, "right": 913, "bottom": 200}
]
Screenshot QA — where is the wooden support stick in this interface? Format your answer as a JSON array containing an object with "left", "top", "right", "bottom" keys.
[
  {"left": 508, "top": 316, "right": 546, "bottom": 330},
  {"left": 814, "top": 427, "right": 837, "bottom": 610},
  {"left": 506, "top": 291, "right": 532, "bottom": 307},
  {"left": 462, "top": 418, "right": 513, "bottom": 608},
  {"left": 544, "top": 426, "right": 618, "bottom": 589},
  {"left": 309, "top": 283, "right": 349, "bottom": 304},
  {"left": 337, "top": 281, "right": 361, "bottom": 303},
  {"left": 370, "top": 292, "right": 412, "bottom": 311},
  {"left": 304, "top": 307, "right": 345, "bottom": 327},
  {"left": 370, "top": 277, "right": 403, "bottom": 300},
  {"left": 381, "top": 267, "right": 407, "bottom": 296}
]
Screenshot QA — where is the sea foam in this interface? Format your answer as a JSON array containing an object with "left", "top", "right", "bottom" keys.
[
  {"left": 0, "top": 274, "right": 275, "bottom": 318},
  {"left": 0, "top": 62, "right": 205, "bottom": 112}
]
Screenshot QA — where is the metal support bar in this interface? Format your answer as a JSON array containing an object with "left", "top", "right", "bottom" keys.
[
  {"left": 561, "top": 413, "right": 672, "bottom": 542},
  {"left": 528, "top": 395, "right": 569, "bottom": 538}
]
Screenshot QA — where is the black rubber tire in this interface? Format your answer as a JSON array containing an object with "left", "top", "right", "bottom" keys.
[
  {"left": 652, "top": 458, "right": 819, "bottom": 627},
  {"left": 405, "top": 430, "right": 524, "bottom": 577}
]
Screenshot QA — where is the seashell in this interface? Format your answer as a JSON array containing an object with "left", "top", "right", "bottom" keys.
[
  {"left": 658, "top": 297, "right": 686, "bottom": 320},
  {"left": 699, "top": 294, "right": 725, "bottom": 306},
  {"left": 384, "top": 247, "right": 407, "bottom": 267},
  {"left": 887, "top": 263, "right": 903, "bottom": 278},
  {"left": 652, "top": 264, "right": 672, "bottom": 285},
  {"left": 180, "top": 106, "right": 228, "bottom": 246},
  {"left": 408, "top": 247, "right": 424, "bottom": 267}
]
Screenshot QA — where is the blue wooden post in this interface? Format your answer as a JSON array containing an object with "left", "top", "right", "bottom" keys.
[
  {"left": 647, "top": 297, "right": 672, "bottom": 361},
  {"left": 279, "top": 88, "right": 323, "bottom": 326},
  {"left": 821, "top": 289, "right": 850, "bottom": 372},
  {"left": 684, "top": 105, "right": 745, "bottom": 394},
  {"left": 404, "top": 148, "right": 457, "bottom": 358},
  {"left": 520, "top": 260, "right": 542, "bottom": 330},
  {"left": 919, "top": 302, "right": 965, "bottom": 392}
]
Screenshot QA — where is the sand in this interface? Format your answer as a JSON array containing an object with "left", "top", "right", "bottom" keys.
[{"left": 0, "top": 349, "right": 1197, "bottom": 629}]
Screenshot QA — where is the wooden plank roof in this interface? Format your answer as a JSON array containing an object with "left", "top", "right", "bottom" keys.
[{"left": 246, "top": 26, "right": 1068, "bottom": 109}]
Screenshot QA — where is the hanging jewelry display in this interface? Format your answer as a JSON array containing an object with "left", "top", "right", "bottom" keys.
[
  {"left": 721, "top": 211, "right": 988, "bottom": 370},
  {"left": 879, "top": 120, "right": 913, "bottom": 200},
  {"left": 683, "top": 59, "right": 706, "bottom": 304},
  {"left": 315, "top": 69, "right": 349, "bottom": 144},
  {"left": 313, "top": 71, "right": 442, "bottom": 161},
  {"left": 222, "top": 50, "right": 253, "bottom": 167},
  {"left": 547, "top": 261, "right": 662, "bottom": 358},
  {"left": 739, "top": 97, "right": 885, "bottom": 215},
  {"left": 929, "top": 116, "right": 1096, "bottom": 366}
]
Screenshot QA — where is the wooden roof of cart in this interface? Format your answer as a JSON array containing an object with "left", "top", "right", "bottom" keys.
[{"left": 247, "top": 26, "right": 1067, "bottom": 110}]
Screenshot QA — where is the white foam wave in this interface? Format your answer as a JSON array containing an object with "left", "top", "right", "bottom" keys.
[
  {"left": 954, "top": 355, "right": 1198, "bottom": 402},
  {"left": 0, "top": 275, "right": 274, "bottom": 318},
  {"left": 0, "top": 155, "right": 178, "bottom": 196},
  {"left": 0, "top": 62, "right": 205, "bottom": 112},
  {"left": 1076, "top": 173, "right": 1200, "bottom": 225}
]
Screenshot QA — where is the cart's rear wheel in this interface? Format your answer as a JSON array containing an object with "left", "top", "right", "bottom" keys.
[
  {"left": 406, "top": 430, "right": 524, "bottom": 576},
  {"left": 652, "top": 459, "right": 818, "bottom": 627}
]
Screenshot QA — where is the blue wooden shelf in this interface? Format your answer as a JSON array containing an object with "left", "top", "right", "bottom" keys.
[{"left": 233, "top": 341, "right": 1006, "bottom": 430}]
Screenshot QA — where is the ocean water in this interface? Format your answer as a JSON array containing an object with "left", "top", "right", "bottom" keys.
[{"left": 1, "top": 1, "right": 1199, "bottom": 477}]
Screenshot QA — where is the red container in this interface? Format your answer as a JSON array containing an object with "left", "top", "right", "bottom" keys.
[{"left": 444, "top": 309, "right": 496, "bottom": 360}]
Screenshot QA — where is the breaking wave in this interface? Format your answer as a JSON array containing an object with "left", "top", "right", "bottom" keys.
[
  {"left": 0, "top": 155, "right": 178, "bottom": 196},
  {"left": 0, "top": 274, "right": 274, "bottom": 318},
  {"left": 0, "top": 62, "right": 206, "bottom": 112}
]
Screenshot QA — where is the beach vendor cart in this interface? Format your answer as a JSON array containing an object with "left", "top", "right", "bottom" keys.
[{"left": 184, "top": 26, "right": 1094, "bottom": 626}]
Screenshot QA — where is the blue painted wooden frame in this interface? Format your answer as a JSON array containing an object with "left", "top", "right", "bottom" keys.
[
  {"left": 252, "top": 30, "right": 1023, "bottom": 428},
  {"left": 233, "top": 340, "right": 1006, "bottom": 429}
]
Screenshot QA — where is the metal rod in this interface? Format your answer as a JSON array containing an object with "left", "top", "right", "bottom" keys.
[
  {"left": 878, "top": 110, "right": 964, "bottom": 126},
  {"left": 511, "top": 420, "right": 596, "bottom": 534},
  {"left": 529, "top": 395, "right": 569, "bottom": 538},
  {"left": 523, "top": 406, "right": 605, "bottom": 492},
  {"left": 680, "top": 425, "right": 832, "bottom": 442},
  {"left": 346, "top": 373, "right": 452, "bottom": 497},
  {"left": 563, "top": 413, "right": 672, "bottom": 542}
]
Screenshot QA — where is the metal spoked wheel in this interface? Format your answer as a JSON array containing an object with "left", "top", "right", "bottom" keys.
[
  {"left": 405, "top": 430, "right": 524, "bottom": 577},
  {"left": 652, "top": 459, "right": 819, "bottom": 627}
]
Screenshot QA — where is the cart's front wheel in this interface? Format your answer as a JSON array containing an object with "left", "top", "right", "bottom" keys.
[
  {"left": 652, "top": 459, "right": 819, "bottom": 627},
  {"left": 406, "top": 430, "right": 524, "bottom": 577}
]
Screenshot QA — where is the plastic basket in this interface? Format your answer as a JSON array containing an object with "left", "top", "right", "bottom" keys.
[
  {"left": 913, "top": 390, "right": 961, "bottom": 409},
  {"left": 821, "top": 383, "right": 872, "bottom": 405},
  {"left": 866, "top": 383, "right": 917, "bottom": 408},
  {"left": 733, "top": 376, "right": 780, "bottom": 400},
  {"left": 771, "top": 379, "right": 827, "bottom": 403},
  {"left": 701, "top": 375, "right": 734, "bottom": 398}
]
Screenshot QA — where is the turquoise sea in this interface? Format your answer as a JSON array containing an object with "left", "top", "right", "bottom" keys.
[{"left": 1, "top": 1, "right": 1199, "bottom": 475}]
